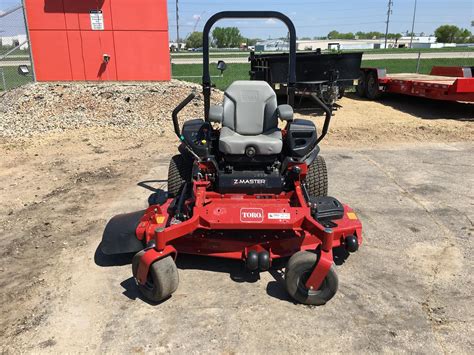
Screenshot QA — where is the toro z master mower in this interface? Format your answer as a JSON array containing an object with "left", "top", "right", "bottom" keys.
[{"left": 101, "top": 11, "right": 362, "bottom": 305}]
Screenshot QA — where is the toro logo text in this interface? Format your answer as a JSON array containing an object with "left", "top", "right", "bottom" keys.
[{"left": 240, "top": 208, "right": 264, "bottom": 223}]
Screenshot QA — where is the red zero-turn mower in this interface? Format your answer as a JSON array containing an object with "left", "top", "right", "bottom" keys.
[{"left": 101, "top": 11, "right": 362, "bottom": 305}]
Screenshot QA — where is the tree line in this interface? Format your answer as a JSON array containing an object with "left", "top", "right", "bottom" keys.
[
  {"left": 185, "top": 25, "right": 473, "bottom": 49},
  {"left": 186, "top": 27, "right": 252, "bottom": 49}
]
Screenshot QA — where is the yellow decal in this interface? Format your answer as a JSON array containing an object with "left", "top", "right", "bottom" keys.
[
  {"left": 347, "top": 212, "right": 357, "bottom": 220},
  {"left": 155, "top": 215, "right": 165, "bottom": 224}
]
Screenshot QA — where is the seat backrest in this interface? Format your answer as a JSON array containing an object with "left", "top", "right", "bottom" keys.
[{"left": 223, "top": 81, "right": 278, "bottom": 135}]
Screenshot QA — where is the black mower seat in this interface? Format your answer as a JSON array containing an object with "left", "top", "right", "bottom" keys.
[{"left": 214, "top": 80, "right": 283, "bottom": 155}]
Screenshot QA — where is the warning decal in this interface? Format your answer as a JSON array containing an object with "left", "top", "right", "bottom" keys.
[
  {"left": 90, "top": 10, "right": 104, "bottom": 30},
  {"left": 268, "top": 213, "right": 291, "bottom": 220}
]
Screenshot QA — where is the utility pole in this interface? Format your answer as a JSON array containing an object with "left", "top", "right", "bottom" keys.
[
  {"left": 384, "top": 0, "right": 393, "bottom": 49},
  {"left": 175, "top": 0, "right": 180, "bottom": 51},
  {"left": 409, "top": 0, "right": 418, "bottom": 48}
]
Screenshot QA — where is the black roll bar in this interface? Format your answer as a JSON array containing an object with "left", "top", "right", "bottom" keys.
[
  {"left": 172, "top": 92, "right": 196, "bottom": 138},
  {"left": 202, "top": 11, "right": 297, "bottom": 120},
  {"left": 310, "top": 94, "right": 332, "bottom": 144}
]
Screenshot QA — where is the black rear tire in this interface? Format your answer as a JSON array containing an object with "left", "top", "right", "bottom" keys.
[
  {"left": 304, "top": 155, "right": 328, "bottom": 197},
  {"left": 285, "top": 251, "right": 338, "bottom": 305},
  {"left": 366, "top": 71, "right": 381, "bottom": 100},
  {"left": 167, "top": 154, "right": 193, "bottom": 197},
  {"left": 356, "top": 70, "right": 366, "bottom": 97},
  {"left": 132, "top": 251, "right": 179, "bottom": 302}
]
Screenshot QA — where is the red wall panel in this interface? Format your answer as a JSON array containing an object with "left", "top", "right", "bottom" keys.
[
  {"left": 63, "top": 0, "right": 113, "bottom": 31},
  {"left": 110, "top": 0, "right": 168, "bottom": 31},
  {"left": 29, "top": 30, "right": 72, "bottom": 80},
  {"left": 114, "top": 31, "right": 170, "bottom": 80},
  {"left": 80, "top": 31, "right": 117, "bottom": 80},
  {"left": 66, "top": 31, "right": 86, "bottom": 80},
  {"left": 24, "top": 0, "right": 170, "bottom": 82},
  {"left": 25, "top": 0, "right": 66, "bottom": 30}
]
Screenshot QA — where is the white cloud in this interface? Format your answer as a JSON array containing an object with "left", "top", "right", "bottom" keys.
[
  {"left": 265, "top": 18, "right": 278, "bottom": 25},
  {"left": 193, "top": 14, "right": 201, "bottom": 20}
]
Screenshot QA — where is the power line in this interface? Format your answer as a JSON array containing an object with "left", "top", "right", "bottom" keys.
[{"left": 384, "top": 0, "right": 394, "bottom": 48}]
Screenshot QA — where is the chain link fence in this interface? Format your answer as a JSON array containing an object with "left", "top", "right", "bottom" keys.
[{"left": 0, "top": 1, "right": 34, "bottom": 91}]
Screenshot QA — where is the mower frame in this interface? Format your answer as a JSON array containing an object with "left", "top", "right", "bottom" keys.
[
  {"left": 102, "top": 11, "right": 363, "bottom": 305},
  {"left": 134, "top": 179, "right": 362, "bottom": 291}
]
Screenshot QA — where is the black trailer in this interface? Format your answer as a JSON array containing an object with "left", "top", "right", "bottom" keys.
[{"left": 249, "top": 51, "right": 362, "bottom": 107}]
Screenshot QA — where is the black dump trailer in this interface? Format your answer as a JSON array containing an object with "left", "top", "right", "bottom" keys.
[{"left": 249, "top": 51, "right": 362, "bottom": 108}]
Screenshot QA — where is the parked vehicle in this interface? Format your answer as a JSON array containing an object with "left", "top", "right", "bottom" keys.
[
  {"left": 357, "top": 66, "right": 474, "bottom": 102},
  {"left": 249, "top": 50, "right": 362, "bottom": 107}
]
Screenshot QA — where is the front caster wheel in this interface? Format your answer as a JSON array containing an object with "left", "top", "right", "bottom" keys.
[
  {"left": 132, "top": 251, "right": 179, "bottom": 302},
  {"left": 285, "top": 251, "right": 338, "bottom": 305}
]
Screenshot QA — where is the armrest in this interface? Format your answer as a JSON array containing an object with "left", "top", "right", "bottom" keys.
[
  {"left": 209, "top": 105, "right": 223, "bottom": 123},
  {"left": 277, "top": 104, "right": 294, "bottom": 122}
]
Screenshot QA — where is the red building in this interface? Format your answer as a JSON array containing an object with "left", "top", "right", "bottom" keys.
[{"left": 24, "top": 0, "right": 171, "bottom": 81}]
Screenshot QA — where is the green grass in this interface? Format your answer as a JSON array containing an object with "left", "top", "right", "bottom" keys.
[
  {"left": 171, "top": 46, "right": 474, "bottom": 59},
  {"left": 172, "top": 58, "right": 474, "bottom": 90},
  {"left": 171, "top": 63, "right": 249, "bottom": 91},
  {"left": 361, "top": 58, "right": 474, "bottom": 74},
  {"left": 0, "top": 66, "right": 33, "bottom": 91},
  {"left": 171, "top": 52, "right": 251, "bottom": 58},
  {"left": 349, "top": 47, "right": 474, "bottom": 54},
  {"left": 0, "top": 47, "right": 30, "bottom": 56},
  {"left": 0, "top": 56, "right": 31, "bottom": 61}
]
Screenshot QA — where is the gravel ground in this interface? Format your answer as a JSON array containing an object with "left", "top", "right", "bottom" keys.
[
  {"left": 0, "top": 81, "right": 223, "bottom": 138},
  {"left": 1, "top": 81, "right": 472, "bottom": 146},
  {"left": 0, "top": 81, "right": 473, "bottom": 353}
]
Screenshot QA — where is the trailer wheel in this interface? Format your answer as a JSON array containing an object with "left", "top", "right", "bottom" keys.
[
  {"left": 304, "top": 155, "right": 328, "bottom": 197},
  {"left": 285, "top": 251, "right": 338, "bottom": 305},
  {"left": 366, "top": 71, "right": 381, "bottom": 100},
  {"left": 356, "top": 71, "right": 366, "bottom": 97},
  {"left": 132, "top": 251, "right": 179, "bottom": 303},
  {"left": 167, "top": 154, "right": 193, "bottom": 197}
]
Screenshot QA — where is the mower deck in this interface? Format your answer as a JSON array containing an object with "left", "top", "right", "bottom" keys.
[{"left": 133, "top": 181, "right": 362, "bottom": 290}]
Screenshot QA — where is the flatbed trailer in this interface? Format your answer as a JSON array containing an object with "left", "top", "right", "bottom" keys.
[{"left": 357, "top": 66, "right": 474, "bottom": 102}]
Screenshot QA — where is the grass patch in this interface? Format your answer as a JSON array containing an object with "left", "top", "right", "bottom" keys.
[
  {"left": 355, "top": 47, "right": 474, "bottom": 54},
  {"left": 361, "top": 58, "right": 474, "bottom": 74},
  {"left": 0, "top": 66, "right": 33, "bottom": 91},
  {"left": 171, "top": 63, "right": 249, "bottom": 91},
  {"left": 0, "top": 47, "right": 30, "bottom": 56},
  {"left": 171, "top": 46, "right": 474, "bottom": 59},
  {"left": 172, "top": 58, "right": 474, "bottom": 90}
]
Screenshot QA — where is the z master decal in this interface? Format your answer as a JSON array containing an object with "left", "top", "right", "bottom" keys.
[
  {"left": 233, "top": 178, "right": 266, "bottom": 185},
  {"left": 240, "top": 208, "right": 264, "bottom": 223}
]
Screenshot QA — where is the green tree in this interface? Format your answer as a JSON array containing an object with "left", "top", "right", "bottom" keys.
[
  {"left": 435, "top": 25, "right": 459, "bottom": 42},
  {"left": 185, "top": 31, "right": 203, "bottom": 49},
  {"left": 435, "top": 25, "right": 472, "bottom": 43},
  {"left": 212, "top": 27, "right": 243, "bottom": 48},
  {"left": 327, "top": 30, "right": 340, "bottom": 39},
  {"left": 327, "top": 30, "right": 355, "bottom": 40},
  {"left": 246, "top": 38, "right": 260, "bottom": 46}
]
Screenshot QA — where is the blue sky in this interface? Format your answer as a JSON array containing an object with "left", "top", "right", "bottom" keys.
[
  {"left": 1, "top": 0, "right": 473, "bottom": 39},
  {"left": 166, "top": 0, "right": 473, "bottom": 40}
]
